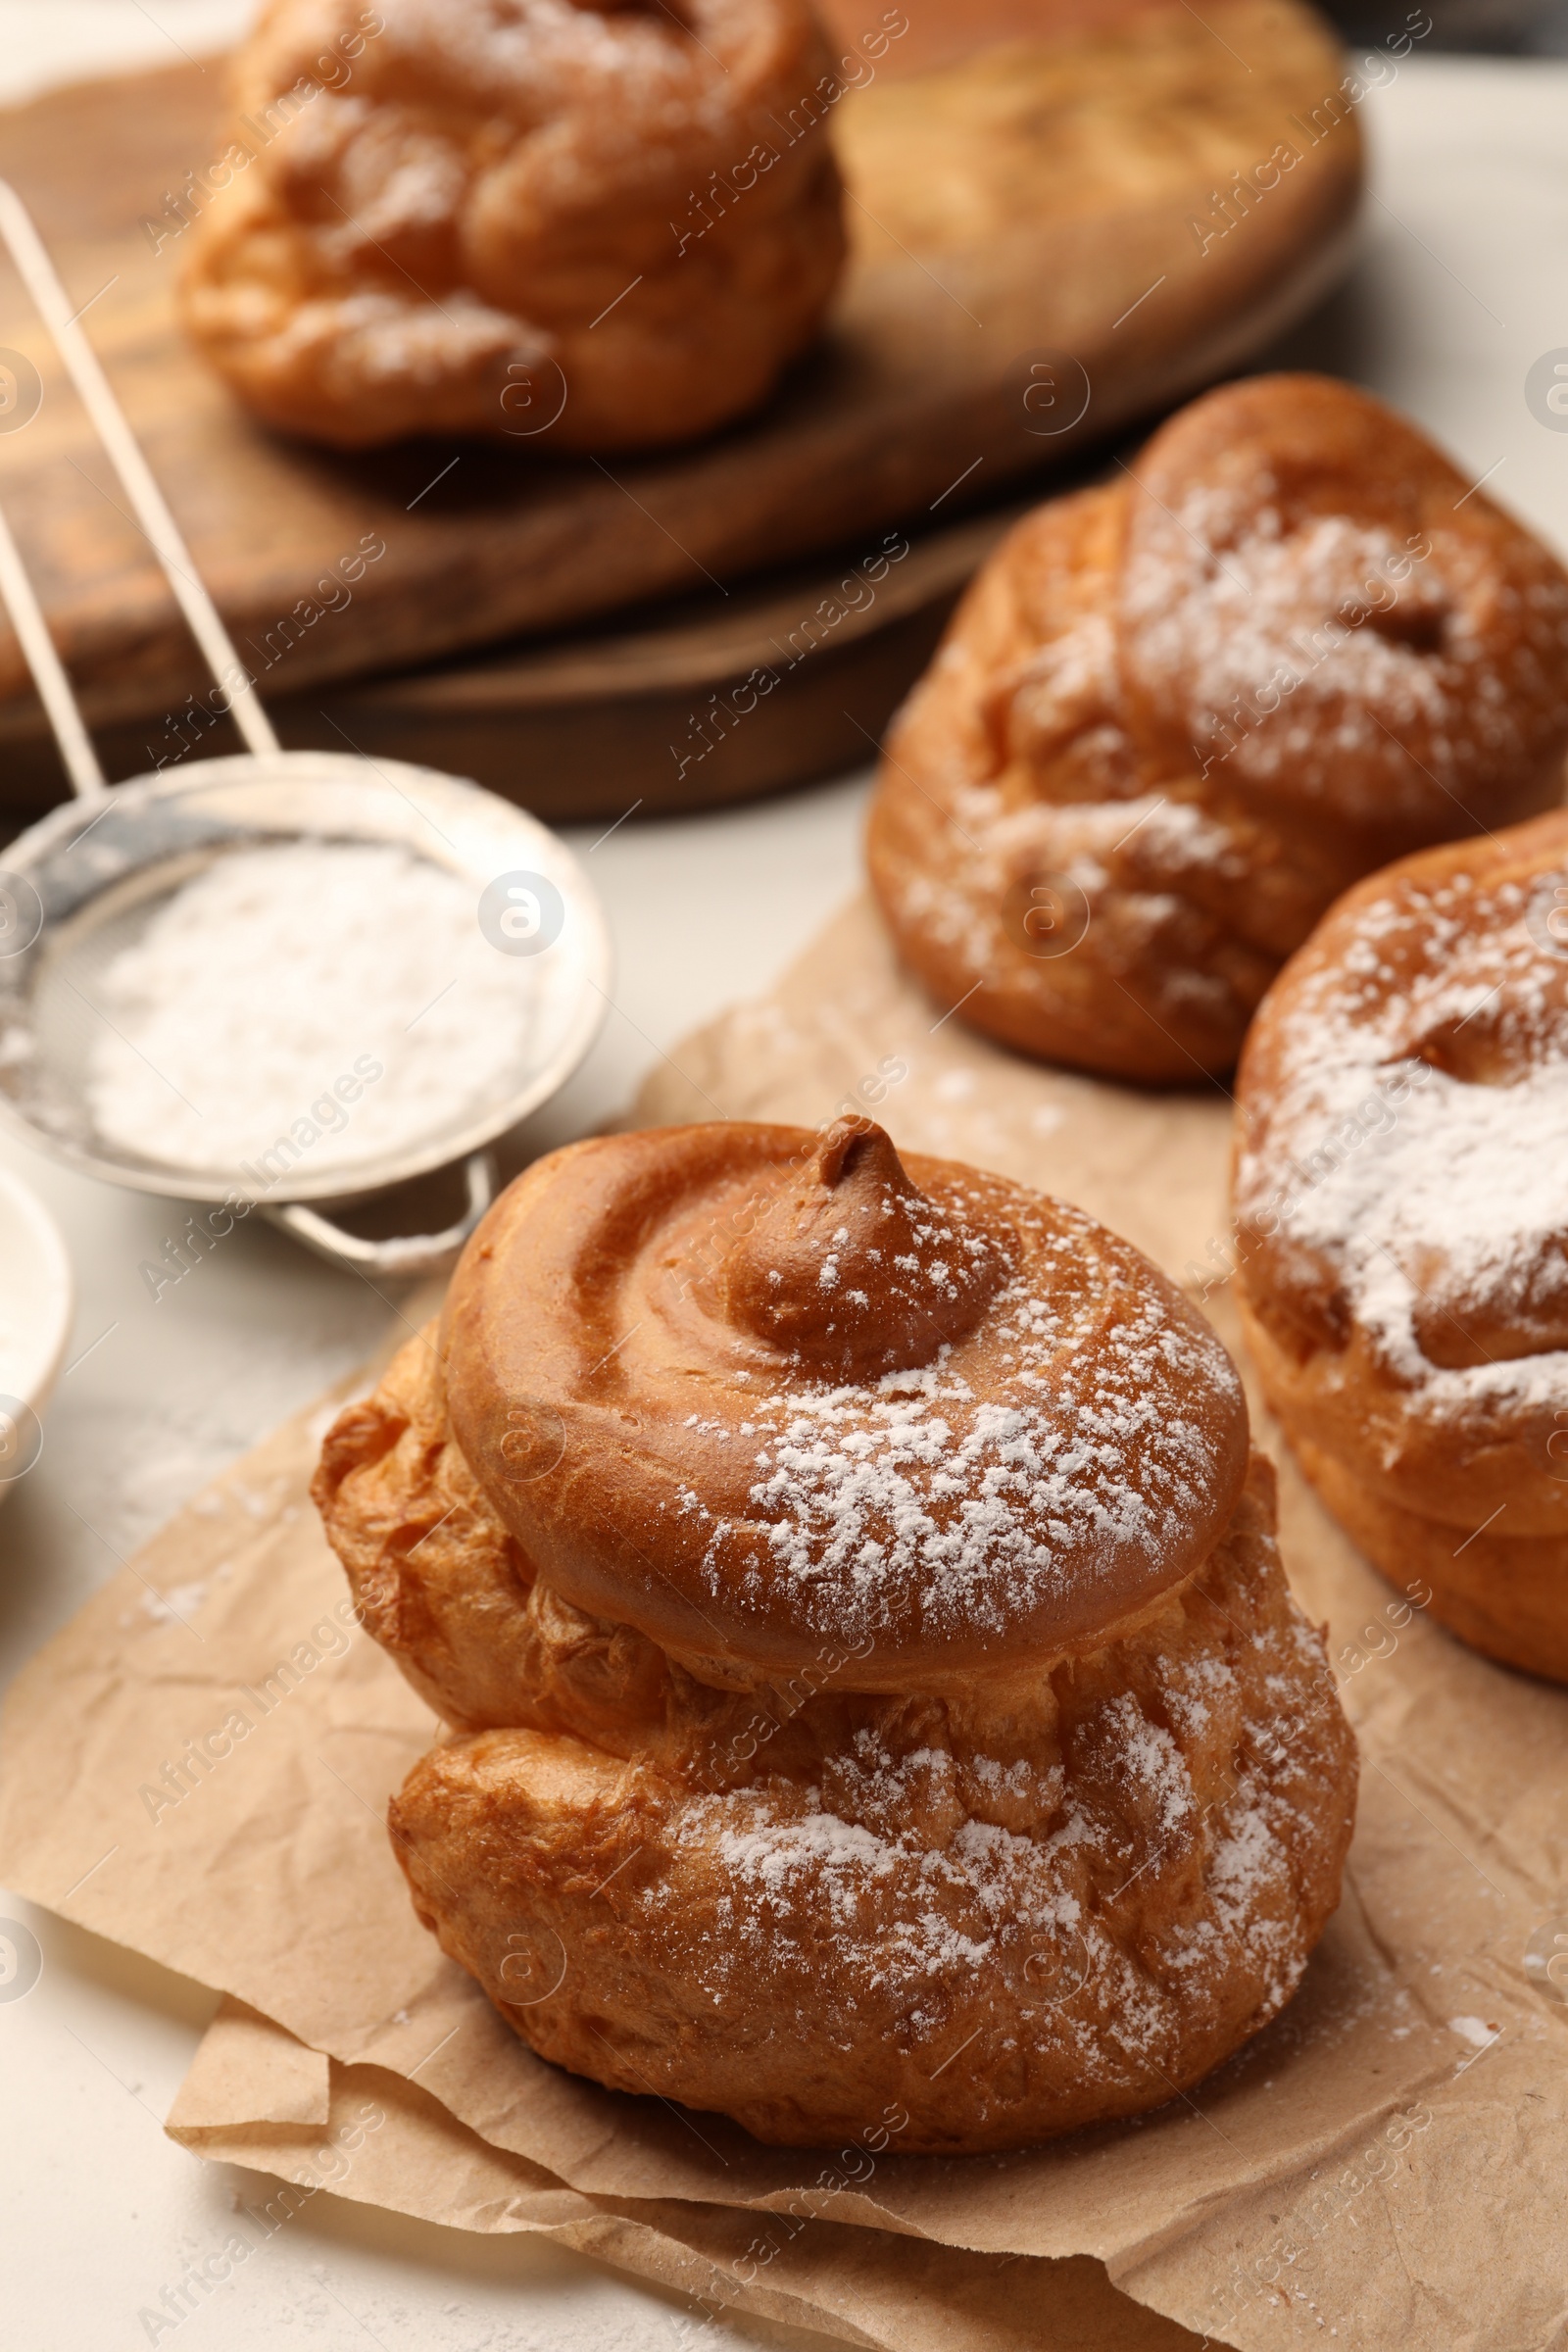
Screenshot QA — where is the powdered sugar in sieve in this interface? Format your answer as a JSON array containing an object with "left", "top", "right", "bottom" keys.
[{"left": 82, "top": 840, "right": 565, "bottom": 1181}]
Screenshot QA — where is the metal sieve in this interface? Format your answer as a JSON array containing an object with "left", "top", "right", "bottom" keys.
[{"left": 0, "top": 183, "right": 612, "bottom": 1280}]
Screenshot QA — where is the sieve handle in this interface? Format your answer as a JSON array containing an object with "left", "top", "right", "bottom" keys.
[
  {"left": 261, "top": 1152, "right": 498, "bottom": 1282},
  {"left": 0, "top": 495, "right": 103, "bottom": 795},
  {"left": 0, "top": 179, "right": 280, "bottom": 794}
]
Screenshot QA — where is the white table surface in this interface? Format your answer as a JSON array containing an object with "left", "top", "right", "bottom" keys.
[{"left": 2, "top": 13, "right": 1566, "bottom": 2346}]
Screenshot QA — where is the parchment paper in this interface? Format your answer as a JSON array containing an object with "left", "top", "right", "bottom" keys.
[
  {"left": 2, "top": 893, "right": 1564, "bottom": 2352},
  {"left": 168, "top": 1997, "right": 1204, "bottom": 2350}
]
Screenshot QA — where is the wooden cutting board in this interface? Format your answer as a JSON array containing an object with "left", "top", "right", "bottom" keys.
[
  {"left": 0, "top": 499, "right": 1025, "bottom": 823},
  {"left": 0, "top": 0, "right": 1360, "bottom": 818}
]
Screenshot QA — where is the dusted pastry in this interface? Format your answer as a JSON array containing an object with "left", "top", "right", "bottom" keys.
[
  {"left": 315, "top": 1116, "right": 1356, "bottom": 2150},
  {"left": 180, "top": 0, "right": 846, "bottom": 450},
  {"left": 1234, "top": 809, "right": 1568, "bottom": 1684},
  {"left": 867, "top": 374, "right": 1568, "bottom": 1081}
]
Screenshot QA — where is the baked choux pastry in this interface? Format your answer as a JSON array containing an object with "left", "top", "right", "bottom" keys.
[
  {"left": 867, "top": 374, "right": 1568, "bottom": 1081},
  {"left": 316, "top": 1116, "right": 1357, "bottom": 2150},
  {"left": 1233, "top": 809, "right": 1568, "bottom": 1684},
  {"left": 180, "top": 0, "right": 846, "bottom": 450}
]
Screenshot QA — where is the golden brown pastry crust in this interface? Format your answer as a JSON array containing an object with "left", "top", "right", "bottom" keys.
[
  {"left": 1233, "top": 809, "right": 1568, "bottom": 1681},
  {"left": 387, "top": 1452, "right": 1353, "bottom": 2151},
  {"left": 437, "top": 1119, "right": 1250, "bottom": 1681},
  {"left": 180, "top": 0, "right": 845, "bottom": 450},
  {"left": 866, "top": 375, "right": 1568, "bottom": 1082},
  {"left": 315, "top": 1118, "right": 1357, "bottom": 2149},
  {"left": 1294, "top": 1440, "right": 1568, "bottom": 1685}
]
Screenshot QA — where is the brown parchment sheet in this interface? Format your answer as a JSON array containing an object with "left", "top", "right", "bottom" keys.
[
  {"left": 2, "top": 891, "right": 1564, "bottom": 2352},
  {"left": 169, "top": 1996, "right": 1202, "bottom": 2351}
]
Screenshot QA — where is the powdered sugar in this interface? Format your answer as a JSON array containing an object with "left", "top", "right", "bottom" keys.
[
  {"left": 668, "top": 1204, "right": 1244, "bottom": 1648},
  {"left": 1126, "top": 505, "right": 1454, "bottom": 778},
  {"left": 82, "top": 842, "right": 557, "bottom": 1180},
  {"left": 1236, "top": 860, "right": 1568, "bottom": 1407},
  {"left": 882, "top": 776, "right": 1250, "bottom": 1023},
  {"left": 653, "top": 1629, "right": 1328, "bottom": 2062}
]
